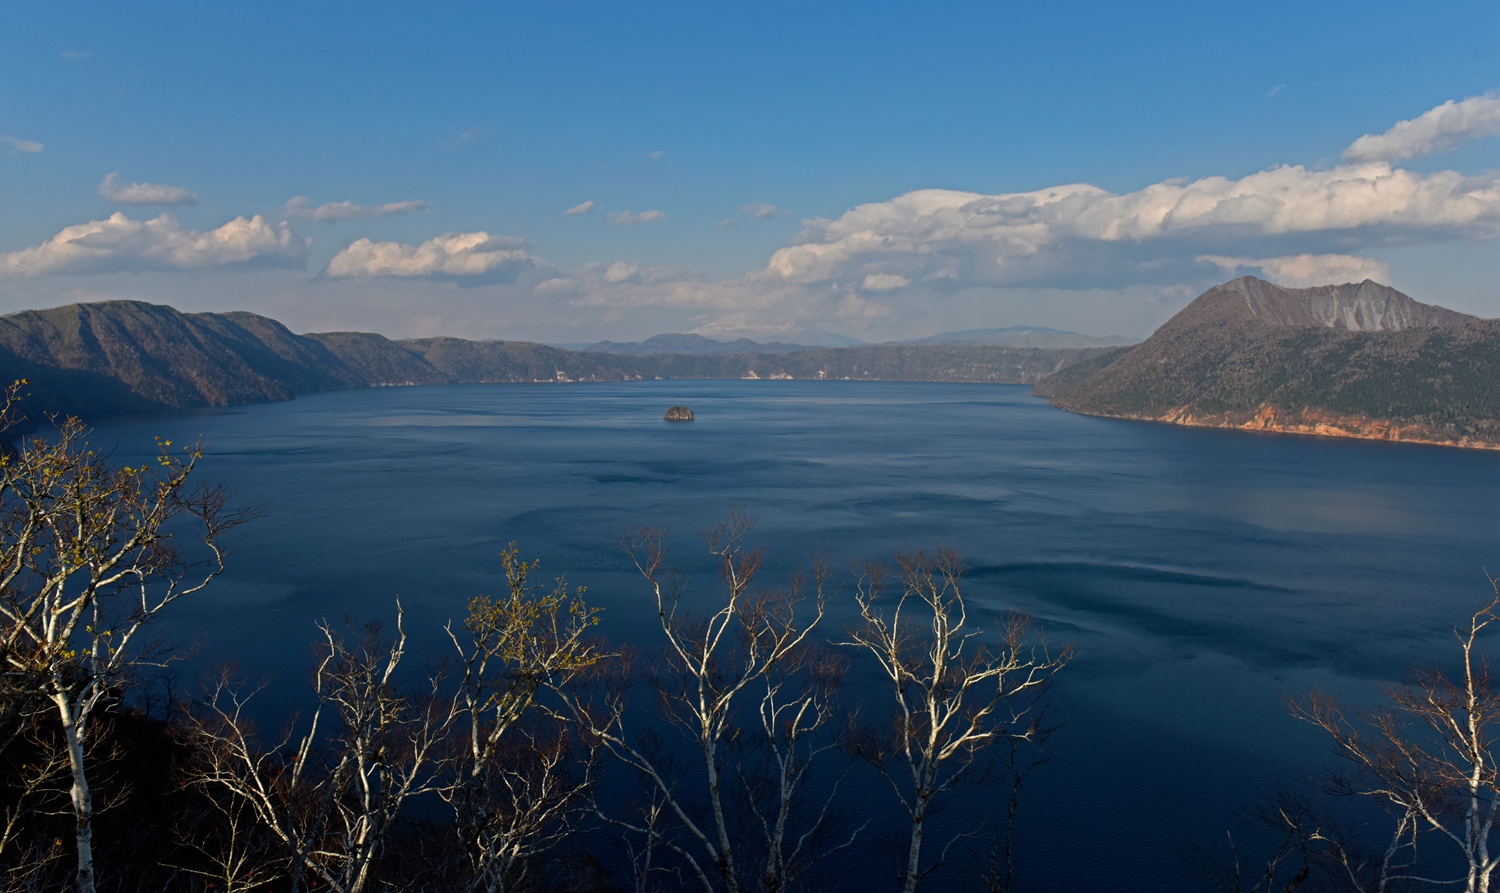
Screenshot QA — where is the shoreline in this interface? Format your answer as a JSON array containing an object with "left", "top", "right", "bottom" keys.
[{"left": 1062, "top": 403, "right": 1500, "bottom": 451}]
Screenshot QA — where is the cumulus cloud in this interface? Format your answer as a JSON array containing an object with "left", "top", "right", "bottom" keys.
[
  {"left": 284, "top": 196, "right": 430, "bottom": 222},
  {"left": 373, "top": 99, "right": 1500, "bottom": 341},
  {"left": 1344, "top": 94, "right": 1500, "bottom": 162},
  {"left": 98, "top": 173, "right": 199, "bottom": 206},
  {"left": 605, "top": 261, "right": 638, "bottom": 283},
  {"left": 325, "top": 231, "right": 539, "bottom": 280},
  {"left": 741, "top": 201, "right": 781, "bottom": 220},
  {"left": 564, "top": 200, "right": 596, "bottom": 216},
  {"left": 557, "top": 261, "right": 763, "bottom": 311},
  {"left": 1, "top": 135, "right": 43, "bottom": 154},
  {"left": 759, "top": 162, "right": 1500, "bottom": 289},
  {"left": 1196, "top": 253, "right": 1392, "bottom": 288},
  {"left": 8, "top": 98, "right": 1490, "bottom": 345},
  {"left": 861, "top": 273, "right": 910, "bottom": 291},
  {"left": 608, "top": 209, "right": 666, "bottom": 226},
  {"left": 0, "top": 213, "right": 308, "bottom": 276},
  {"left": 554, "top": 98, "right": 1500, "bottom": 339}
]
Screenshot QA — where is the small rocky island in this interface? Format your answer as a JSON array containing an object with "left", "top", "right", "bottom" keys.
[{"left": 664, "top": 405, "right": 695, "bottom": 421}]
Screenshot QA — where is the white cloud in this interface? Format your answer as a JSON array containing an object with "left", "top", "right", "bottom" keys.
[
  {"left": 608, "top": 209, "right": 666, "bottom": 226},
  {"left": 759, "top": 162, "right": 1500, "bottom": 288},
  {"left": 306, "top": 98, "right": 1499, "bottom": 341},
  {"left": 325, "top": 231, "right": 538, "bottom": 279},
  {"left": 60, "top": 49, "right": 90, "bottom": 60},
  {"left": 861, "top": 273, "right": 910, "bottom": 291},
  {"left": 564, "top": 200, "right": 596, "bottom": 216},
  {"left": 1344, "top": 94, "right": 1500, "bottom": 162},
  {"left": 98, "top": 173, "right": 199, "bottom": 206},
  {"left": 645, "top": 150, "right": 667, "bottom": 160},
  {"left": 741, "top": 201, "right": 781, "bottom": 220},
  {"left": 560, "top": 261, "right": 764, "bottom": 311},
  {"left": 0, "top": 213, "right": 308, "bottom": 276},
  {"left": 553, "top": 98, "right": 1500, "bottom": 338},
  {"left": 605, "top": 261, "right": 638, "bottom": 283},
  {"left": 1196, "top": 253, "right": 1392, "bottom": 288},
  {"left": 284, "top": 196, "right": 430, "bottom": 222},
  {"left": 1, "top": 135, "right": 43, "bottom": 154},
  {"left": 8, "top": 97, "right": 1492, "bottom": 345}
]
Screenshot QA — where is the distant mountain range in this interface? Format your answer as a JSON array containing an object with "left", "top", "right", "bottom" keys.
[
  {"left": 0, "top": 300, "right": 1116, "bottom": 427},
  {"left": 1034, "top": 277, "right": 1500, "bottom": 449},
  {"left": 579, "top": 333, "right": 821, "bottom": 356},
  {"left": 573, "top": 325, "right": 1133, "bottom": 355},
  {"left": 900, "top": 326, "right": 1135, "bottom": 349}
]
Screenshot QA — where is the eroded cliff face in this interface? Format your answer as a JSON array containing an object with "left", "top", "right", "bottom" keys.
[{"left": 1229, "top": 277, "right": 1476, "bottom": 331}]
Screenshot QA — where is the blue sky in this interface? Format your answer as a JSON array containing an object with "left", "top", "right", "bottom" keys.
[{"left": 2, "top": 0, "right": 1498, "bottom": 343}]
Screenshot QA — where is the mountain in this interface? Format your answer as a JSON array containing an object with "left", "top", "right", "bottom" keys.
[
  {"left": 581, "top": 326, "right": 1136, "bottom": 355},
  {"left": 1033, "top": 276, "right": 1500, "bottom": 448},
  {"left": 580, "top": 333, "right": 819, "bottom": 355},
  {"left": 901, "top": 326, "right": 1136, "bottom": 349},
  {"left": 0, "top": 300, "right": 1114, "bottom": 427},
  {"left": 0, "top": 301, "right": 364, "bottom": 421}
]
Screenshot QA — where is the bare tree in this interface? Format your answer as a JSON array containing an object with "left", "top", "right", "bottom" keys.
[
  {"left": 1182, "top": 788, "right": 1316, "bottom": 893},
  {"left": 843, "top": 549, "right": 1071, "bottom": 893},
  {"left": 0, "top": 392, "right": 246, "bottom": 893},
  {"left": 563, "top": 510, "right": 856, "bottom": 893},
  {"left": 0, "top": 724, "right": 70, "bottom": 891},
  {"left": 190, "top": 604, "right": 453, "bottom": 893},
  {"left": 1293, "top": 589, "right": 1500, "bottom": 893},
  {"left": 979, "top": 711, "right": 1058, "bottom": 893},
  {"left": 443, "top": 545, "right": 605, "bottom": 893},
  {"left": 170, "top": 791, "right": 281, "bottom": 893}
]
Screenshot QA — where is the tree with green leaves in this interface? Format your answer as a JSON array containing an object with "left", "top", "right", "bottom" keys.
[{"left": 0, "top": 381, "right": 247, "bottom": 893}]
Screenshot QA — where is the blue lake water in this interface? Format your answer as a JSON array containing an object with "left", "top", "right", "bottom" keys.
[{"left": 88, "top": 380, "right": 1500, "bottom": 891}]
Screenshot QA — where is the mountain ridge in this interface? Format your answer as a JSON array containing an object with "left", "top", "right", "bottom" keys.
[
  {"left": 576, "top": 324, "right": 1132, "bottom": 355},
  {"left": 0, "top": 300, "right": 1114, "bottom": 426},
  {"left": 898, "top": 326, "right": 1135, "bottom": 349}
]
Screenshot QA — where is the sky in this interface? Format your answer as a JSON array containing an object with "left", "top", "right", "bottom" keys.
[{"left": 2, "top": 1, "right": 1499, "bottom": 344}]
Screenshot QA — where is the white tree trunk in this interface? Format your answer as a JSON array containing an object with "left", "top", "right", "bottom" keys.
[
  {"left": 56, "top": 697, "right": 94, "bottom": 893},
  {"left": 902, "top": 794, "right": 929, "bottom": 893}
]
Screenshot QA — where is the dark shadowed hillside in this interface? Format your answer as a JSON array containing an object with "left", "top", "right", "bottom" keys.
[
  {"left": 0, "top": 302, "right": 362, "bottom": 420},
  {"left": 1034, "top": 277, "right": 1500, "bottom": 448}
]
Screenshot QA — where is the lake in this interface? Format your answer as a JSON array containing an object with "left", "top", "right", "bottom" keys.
[{"left": 87, "top": 380, "right": 1500, "bottom": 892}]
